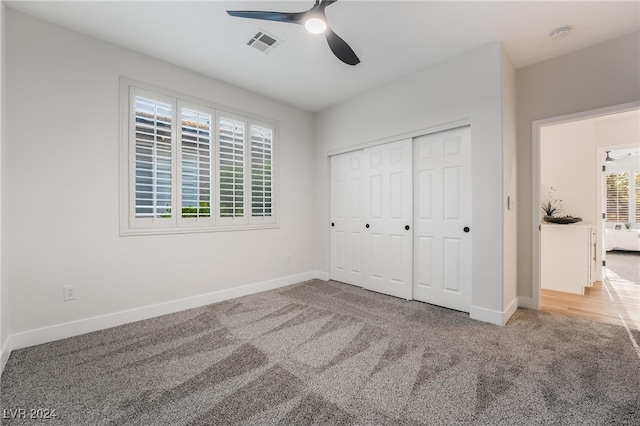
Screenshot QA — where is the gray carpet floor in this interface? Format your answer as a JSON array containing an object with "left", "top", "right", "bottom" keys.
[
  {"left": 2, "top": 279, "right": 640, "bottom": 425},
  {"left": 606, "top": 251, "right": 640, "bottom": 285}
]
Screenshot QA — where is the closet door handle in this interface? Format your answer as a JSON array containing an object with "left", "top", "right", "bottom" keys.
[
  {"left": 405, "top": 225, "right": 410, "bottom": 231},
  {"left": 331, "top": 222, "right": 335, "bottom": 227},
  {"left": 463, "top": 227, "right": 470, "bottom": 233},
  {"left": 365, "top": 224, "right": 370, "bottom": 229}
]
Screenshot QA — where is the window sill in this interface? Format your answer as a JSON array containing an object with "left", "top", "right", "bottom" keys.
[{"left": 120, "top": 222, "right": 279, "bottom": 237}]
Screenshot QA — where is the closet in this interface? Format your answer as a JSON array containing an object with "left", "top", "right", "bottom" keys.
[{"left": 330, "top": 126, "right": 472, "bottom": 312}]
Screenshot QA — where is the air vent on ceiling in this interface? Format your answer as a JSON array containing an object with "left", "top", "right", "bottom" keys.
[{"left": 247, "top": 31, "right": 281, "bottom": 54}]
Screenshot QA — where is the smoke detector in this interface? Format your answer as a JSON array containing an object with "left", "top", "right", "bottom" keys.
[{"left": 550, "top": 26, "right": 573, "bottom": 40}]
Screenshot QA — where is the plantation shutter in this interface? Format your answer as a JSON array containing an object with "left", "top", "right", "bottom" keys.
[
  {"left": 605, "top": 172, "right": 629, "bottom": 223},
  {"left": 250, "top": 123, "right": 274, "bottom": 223},
  {"left": 123, "top": 82, "right": 278, "bottom": 234},
  {"left": 180, "top": 106, "right": 213, "bottom": 225},
  {"left": 636, "top": 171, "right": 640, "bottom": 222},
  {"left": 132, "top": 94, "right": 174, "bottom": 226},
  {"left": 218, "top": 114, "right": 246, "bottom": 222}
]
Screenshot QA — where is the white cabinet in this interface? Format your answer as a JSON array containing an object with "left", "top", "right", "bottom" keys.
[{"left": 541, "top": 224, "right": 596, "bottom": 295}]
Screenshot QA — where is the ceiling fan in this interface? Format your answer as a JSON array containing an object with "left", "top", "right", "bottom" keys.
[
  {"left": 226, "top": 0, "right": 360, "bottom": 66},
  {"left": 605, "top": 150, "right": 634, "bottom": 162}
]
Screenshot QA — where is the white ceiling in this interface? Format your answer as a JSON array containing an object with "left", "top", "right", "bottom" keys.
[{"left": 7, "top": 1, "right": 640, "bottom": 112}]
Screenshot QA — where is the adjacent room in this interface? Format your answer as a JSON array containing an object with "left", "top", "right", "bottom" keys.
[
  {"left": 539, "top": 111, "right": 640, "bottom": 329},
  {"left": 1, "top": 1, "right": 639, "bottom": 424}
]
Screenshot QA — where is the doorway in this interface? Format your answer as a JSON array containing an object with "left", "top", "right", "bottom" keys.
[{"left": 533, "top": 103, "right": 640, "bottom": 330}]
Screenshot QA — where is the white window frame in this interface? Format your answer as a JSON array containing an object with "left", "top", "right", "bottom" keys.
[{"left": 119, "top": 78, "right": 278, "bottom": 236}]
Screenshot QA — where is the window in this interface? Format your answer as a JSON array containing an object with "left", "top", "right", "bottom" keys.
[
  {"left": 636, "top": 171, "right": 640, "bottom": 221},
  {"left": 606, "top": 172, "right": 629, "bottom": 223},
  {"left": 121, "top": 81, "right": 276, "bottom": 235},
  {"left": 605, "top": 167, "right": 640, "bottom": 225},
  {"left": 218, "top": 115, "right": 245, "bottom": 220},
  {"left": 250, "top": 125, "right": 274, "bottom": 219}
]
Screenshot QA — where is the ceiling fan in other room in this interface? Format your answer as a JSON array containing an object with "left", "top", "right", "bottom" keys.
[
  {"left": 605, "top": 150, "right": 634, "bottom": 162},
  {"left": 226, "top": 0, "right": 360, "bottom": 66}
]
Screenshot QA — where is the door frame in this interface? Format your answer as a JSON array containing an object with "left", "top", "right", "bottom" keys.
[
  {"left": 597, "top": 142, "right": 640, "bottom": 282},
  {"left": 531, "top": 101, "right": 640, "bottom": 309}
]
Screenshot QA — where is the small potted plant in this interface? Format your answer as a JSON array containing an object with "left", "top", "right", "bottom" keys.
[
  {"left": 542, "top": 187, "right": 563, "bottom": 220},
  {"left": 542, "top": 187, "right": 582, "bottom": 224}
]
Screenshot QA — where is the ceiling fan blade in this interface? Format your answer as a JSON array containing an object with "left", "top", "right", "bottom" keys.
[
  {"left": 226, "top": 10, "right": 304, "bottom": 24},
  {"left": 325, "top": 28, "right": 360, "bottom": 65}
]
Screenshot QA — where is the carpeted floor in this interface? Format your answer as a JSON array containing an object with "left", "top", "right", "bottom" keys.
[
  {"left": 2, "top": 279, "right": 639, "bottom": 425},
  {"left": 606, "top": 250, "right": 640, "bottom": 285}
]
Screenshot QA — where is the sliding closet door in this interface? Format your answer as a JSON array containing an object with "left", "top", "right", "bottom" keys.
[
  {"left": 330, "top": 150, "right": 365, "bottom": 286},
  {"left": 363, "top": 139, "right": 413, "bottom": 299},
  {"left": 414, "top": 127, "right": 471, "bottom": 312}
]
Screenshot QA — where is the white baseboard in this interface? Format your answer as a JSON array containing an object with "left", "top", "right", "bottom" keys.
[
  {"left": 315, "top": 271, "right": 330, "bottom": 281},
  {"left": 3, "top": 271, "right": 328, "bottom": 363},
  {"left": 470, "top": 298, "right": 518, "bottom": 326},
  {"left": 504, "top": 297, "right": 518, "bottom": 324},
  {"left": 517, "top": 296, "right": 537, "bottom": 310},
  {"left": 1, "top": 337, "right": 10, "bottom": 378}
]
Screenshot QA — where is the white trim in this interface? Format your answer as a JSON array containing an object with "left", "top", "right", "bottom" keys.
[
  {"left": 470, "top": 302, "right": 515, "bottom": 326},
  {"left": 531, "top": 101, "right": 640, "bottom": 311},
  {"left": 1, "top": 337, "right": 10, "bottom": 377},
  {"left": 504, "top": 297, "right": 519, "bottom": 323},
  {"left": 517, "top": 296, "right": 536, "bottom": 310},
  {"left": 326, "top": 118, "right": 471, "bottom": 157},
  {"left": 315, "top": 270, "right": 330, "bottom": 281},
  {"left": 5, "top": 271, "right": 327, "bottom": 353}
]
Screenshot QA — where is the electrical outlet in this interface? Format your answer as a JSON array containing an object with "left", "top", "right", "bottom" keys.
[
  {"left": 286, "top": 253, "right": 292, "bottom": 263},
  {"left": 63, "top": 285, "right": 77, "bottom": 301}
]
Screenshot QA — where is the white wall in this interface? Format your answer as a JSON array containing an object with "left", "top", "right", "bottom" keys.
[
  {"left": 594, "top": 112, "right": 640, "bottom": 151},
  {"left": 501, "top": 46, "right": 518, "bottom": 315},
  {"left": 516, "top": 32, "right": 640, "bottom": 301},
  {"left": 315, "top": 43, "right": 510, "bottom": 323},
  {"left": 0, "top": 0, "right": 7, "bottom": 374},
  {"left": 4, "top": 10, "right": 318, "bottom": 349},
  {"left": 541, "top": 120, "right": 597, "bottom": 223}
]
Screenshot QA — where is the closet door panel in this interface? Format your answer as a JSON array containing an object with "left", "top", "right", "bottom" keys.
[
  {"left": 414, "top": 126, "right": 472, "bottom": 312},
  {"left": 362, "top": 139, "right": 413, "bottom": 299},
  {"left": 330, "top": 150, "right": 365, "bottom": 286}
]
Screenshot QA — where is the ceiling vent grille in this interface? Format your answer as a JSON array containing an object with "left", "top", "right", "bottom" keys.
[{"left": 247, "top": 31, "right": 281, "bottom": 54}]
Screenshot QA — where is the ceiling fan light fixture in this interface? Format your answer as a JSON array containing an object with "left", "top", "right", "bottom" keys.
[{"left": 304, "top": 17, "right": 327, "bottom": 34}]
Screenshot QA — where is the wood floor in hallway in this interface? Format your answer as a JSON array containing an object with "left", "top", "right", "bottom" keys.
[{"left": 542, "top": 279, "right": 640, "bottom": 331}]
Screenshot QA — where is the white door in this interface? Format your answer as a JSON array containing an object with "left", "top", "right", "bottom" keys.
[
  {"left": 363, "top": 139, "right": 413, "bottom": 299},
  {"left": 330, "top": 150, "right": 365, "bottom": 286},
  {"left": 414, "top": 127, "right": 472, "bottom": 312}
]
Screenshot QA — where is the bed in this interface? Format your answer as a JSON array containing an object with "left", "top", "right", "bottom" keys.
[{"left": 605, "top": 229, "right": 640, "bottom": 251}]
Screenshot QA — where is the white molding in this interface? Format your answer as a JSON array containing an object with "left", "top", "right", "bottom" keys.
[
  {"left": 517, "top": 296, "right": 536, "bottom": 310},
  {"left": 1, "top": 337, "right": 10, "bottom": 377},
  {"left": 470, "top": 302, "right": 515, "bottom": 326},
  {"left": 326, "top": 118, "right": 471, "bottom": 157},
  {"left": 6, "top": 271, "right": 327, "bottom": 353},
  {"left": 315, "top": 270, "right": 330, "bottom": 281},
  {"left": 504, "top": 297, "right": 519, "bottom": 324}
]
